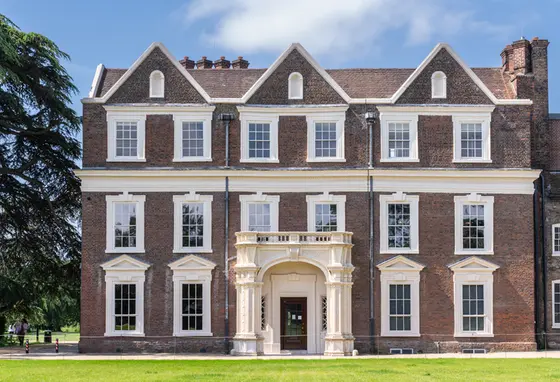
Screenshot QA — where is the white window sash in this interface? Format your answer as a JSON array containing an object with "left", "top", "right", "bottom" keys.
[
  {"left": 173, "top": 193, "right": 213, "bottom": 253},
  {"left": 452, "top": 114, "right": 492, "bottom": 163},
  {"left": 453, "top": 277, "right": 494, "bottom": 337},
  {"left": 106, "top": 193, "right": 145, "bottom": 253},
  {"left": 240, "top": 114, "right": 279, "bottom": 163},
  {"left": 104, "top": 276, "right": 146, "bottom": 337},
  {"left": 107, "top": 113, "right": 146, "bottom": 162},
  {"left": 306, "top": 193, "right": 346, "bottom": 232},
  {"left": 380, "top": 113, "right": 419, "bottom": 163},
  {"left": 379, "top": 269, "right": 421, "bottom": 337},
  {"left": 379, "top": 193, "right": 419, "bottom": 254},
  {"left": 553, "top": 224, "right": 560, "bottom": 256},
  {"left": 553, "top": 281, "right": 560, "bottom": 328},
  {"left": 240, "top": 194, "right": 280, "bottom": 232},
  {"left": 306, "top": 113, "right": 346, "bottom": 162},
  {"left": 173, "top": 112, "right": 213, "bottom": 162},
  {"left": 454, "top": 194, "right": 494, "bottom": 255}
]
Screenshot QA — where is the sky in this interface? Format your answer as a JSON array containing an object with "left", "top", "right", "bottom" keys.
[{"left": 2, "top": 0, "right": 560, "bottom": 112}]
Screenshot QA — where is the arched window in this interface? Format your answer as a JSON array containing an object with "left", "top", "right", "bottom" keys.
[
  {"left": 150, "top": 70, "right": 165, "bottom": 98},
  {"left": 288, "top": 72, "right": 303, "bottom": 100},
  {"left": 431, "top": 71, "right": 446, "bottom": 99}
]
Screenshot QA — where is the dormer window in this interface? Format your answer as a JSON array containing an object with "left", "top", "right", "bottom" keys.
[
  {"left": 288, "top": 72, "right": 303, "bottom": 99},
  {"left": 431, "top": 71, "right": 446, "bottom": 99},
  {"left": 150, "top": 70, "right": 165, "bottom": 98}
]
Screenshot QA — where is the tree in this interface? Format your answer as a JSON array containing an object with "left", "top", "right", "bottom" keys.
[{"left": 0, "top": 14, "right": 81, "bottom": 330}]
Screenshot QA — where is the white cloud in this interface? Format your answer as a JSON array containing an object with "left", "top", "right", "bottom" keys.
[{"left": 177, "top": 0, "right": 508, "bottom": 57}]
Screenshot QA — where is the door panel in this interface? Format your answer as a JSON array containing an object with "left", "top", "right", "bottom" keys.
[{"left": 281, "top": 297, "right": 307, "bottom": 350}]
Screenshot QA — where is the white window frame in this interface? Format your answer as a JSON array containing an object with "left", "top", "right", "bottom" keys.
[
  {"left": 380, "top": 113, "right": 419, "bottom": 163},
  {"left": 240, "top": 113, "right": 279, "bottom": 163},
  {"left": 288, "top": 72, "right": 303, "bottom": 100},
  {"left": 102, "top": 255, "right": 150, "bottom": 337},
  {"left": 552, "top": 280, "right": 560, "bottom": 328},
  {"left": 173, "top": 111, "right": 213, "bottom": 162},
  {"left": 454, "top": 193, "right": 494, "bottom": 255},
  {"left": 105, "top": 192, "right": 145, "bottom": 254},
  {"left": 452, "top": 114, "right": 492, "bottom": 163},
  {"left": 306, "top": 192, "right": 346, "bottom": 232},
  {"left": 379, "top": 192, "right": 419, "bottom": 254},
  {"left": 169, "top": 255, "right": 216, "bottom": 337},
  {"left": 377, "top": 255, "right": 424, "bottom": 337},
  {"left": 553, "top": 224, "right": 560, "bottom": 256},
  {"left": 431, "top": 71, "right": 447, "bottom": 99},
  {"left": 149, "top": 70, "right": 165, "bottom": 98},
  {"left": 306, "top": 113, "right": 346, "bottom": 162},
  {"left": 449, "top": 257, "right": 499, "bottom": 337},
  {"left": 173, "top": 192, "right": 213, "bottom": 254},
  {"left": 240, "top": 193, "right": 280, "bottom": 231},
  {"left": 106, "top": 112, "right": 146, "bottom": 162}
]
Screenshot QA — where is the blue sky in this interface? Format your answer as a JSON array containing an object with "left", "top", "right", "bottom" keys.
[{"left": 3, "top": 0, "right": 560, "bottom": 111}]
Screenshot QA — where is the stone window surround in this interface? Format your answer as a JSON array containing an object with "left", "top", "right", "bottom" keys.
[
  {"left": 239, "top": 113, "right": 279, "bottom": 163},
  {"left": 552, "top": 224, "right": 560, "bottom": 256},
  {"left": 454, "top": 193, "right": 494, "bottom": 256},
  {"left": 449, "top": 257, "right": 499, "bottom": 338},
  {"left": 552, "top": 280, "right": 560, "bottom": 328},
  {"left": 379, "top": 113, "right": 419, "bottom": 163},
  {"left": 105, "top": 192, "right": 145, "bottom": 254},
  {"left": 172, "top": 111, "right": 214, "bottom": 162},
  {"left": 240, "top": 193, "right": 280, "bottom": 232},
  {"left": 149, "top": 70, "right": 164, "bottom": 98},
  {"left": 288, "top": 72, "right": 303, "bottom": 100},
  {"left": 306, "top": 112, "right": 346, "bottom": 162},
  {"left": 379, "top": 192, "right": 419, "bottom": 255},
  {"left": 106, "top": 111, "right": 146, "bottom": 162},
  {"left": 306, "top": 192, "right": 346, "bottom": 232},
  {"left": 377, "top": 255, "right": 424, "bottom": 337},
  {"left": 173, "top": 192, "right": 213, "bottom": 254},
  {"left": 431, "top": 71, "right": 447, "bottom": 99},
  {"left": 452, "top": 114, "right": 492, "bottom": 163}
]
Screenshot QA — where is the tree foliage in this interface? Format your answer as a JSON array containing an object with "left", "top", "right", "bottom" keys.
[{"left": 0, "top": 14, "right": 81, "bottom": 326}]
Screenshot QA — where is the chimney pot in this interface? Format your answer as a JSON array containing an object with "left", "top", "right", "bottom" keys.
[
  {"left": 232, "top": 56, "right": 250, "bottom": 69},
  {"left": 179, "top": 56, "right": 195, "bottom": 69},
  {"left": 196, "top": 56, "right": 213, "bottom": 69},
  {"left": 214, "top": 56, "right": 231, "bottom": 69}
]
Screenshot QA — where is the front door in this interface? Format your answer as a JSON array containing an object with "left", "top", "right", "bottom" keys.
[{"left": 281, "top": 297, "right": 307, "bottom": 350}]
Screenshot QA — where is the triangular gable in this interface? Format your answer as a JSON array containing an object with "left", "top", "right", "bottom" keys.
[
  {"left": 448, "top": 256, "right": 499, "bottom": 272},
  {"left": 91, "top": 42, "right": 211, "bottom": 103},
  {"left": 242, "top": 43, "right": 351, "bottom": 104},
  {"left": 168, "top": 255, "right": 217, "bottom": 271},
  {"left": 101, "top": 255, "right": 151, "bottom": 271},
  {"left": 377, "top": 255, "right": 425, "bottom": 272},
  {"left": 393, "top": 43, "right": 499, "bottom": 105}
]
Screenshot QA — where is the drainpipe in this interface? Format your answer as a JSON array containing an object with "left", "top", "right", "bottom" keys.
[
  {"left": 533, "top": 181, "right": 541, "bottom": 346},
  {"left": 365, "top": 109, "right": 378, "bottom": 353},
  {"left": 219, "top": 112, "right": 235, "bottom": 353},
  {"left": 541, "top": 173, "right": 548, "bottom": 344}
]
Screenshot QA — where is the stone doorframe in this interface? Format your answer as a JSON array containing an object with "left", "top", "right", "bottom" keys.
[{"left": 232, "top": 232, "right": 354, "bottom": 356}]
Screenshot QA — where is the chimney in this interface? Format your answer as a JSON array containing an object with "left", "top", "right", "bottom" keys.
[
  {"left": 179, "top": 56, "right": 195, "bottom": 69},
  {"left": 511, "top": 38, "right": 532, "bottom": 74},
  {"left": 232, "top": 56, "right": 250, "bottom": 69},
  {"left": 196, "top": 56, "right": 213, "bottom": 69},
  {"left": 500, "top": 45, "right": 514, "bottom": 73},
  {"left": 213, "top": 56, "right": 231, "bottom": 69},
  {"left": 529, "top": 36, "right": 550, "bottom": 169}
]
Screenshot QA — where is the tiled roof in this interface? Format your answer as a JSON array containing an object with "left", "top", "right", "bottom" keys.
[{"left": 96, "top": 65, "right": 514, "bottom": 101}]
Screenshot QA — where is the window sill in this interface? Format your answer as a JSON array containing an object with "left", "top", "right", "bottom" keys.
[
  {"left": 552, "top": 324, "right": 560, "bottom": 329},
  {"left": 380, "top": 249, "right": 419, "bottom": 255},
  {"left": 452, "top": 159, "right": 492, "bottom": 164},
  {"left": 381, "top": 332, "right": 420, "bottom": 337},
  {"left": 553, "top": 253, "right": 560, "bottom": 257},
  {"left": 173, "top": 332, "right": 213, "bottom": 337},
  {"left": 173, "top": 157, "right": 213, "bottom": 162},
  {"left": 106, "top": 158, "right": 146, "bottom": 163},
  {"left": 105, "top": 249, "right": 145, "bottom": 254},
  {"left": 380, "top": 158, "right": 420, "bottom": 163},
  {"left": 104, "top": 332, "right": 145, "bottom": 337},
  {"left": 454, "top": 250, "right": 494, "bottom": 256},
  {"left": 173, "top": 249, "right": 213, "bottom": 254},
  {"left": 306, "top": 158, "right": 346, "bottom": 163},
  {"left": 240, "top": 158, "right": 280, "bottom": 164},
  {"left": 454, "top": 333, "right": 494, "bottom": 338}
]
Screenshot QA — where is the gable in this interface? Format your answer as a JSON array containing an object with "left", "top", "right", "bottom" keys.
[
  {"left": 449, "top": 256, "right": 500, "bottom": 272},
  {"left": 396, "top": 48, "right": 493, "bottom": 105},
  {"left": 101, "top": 255, "right": 151, "bottom": 271},
  {"left": 107, "top": 47, "right": 206, "bottom": 104},
  {"left": 377, "top": 255, "right": 425, "bottom": 271},
  {"left": 168, "top": 255, "right": 217, "bottom": 271},
  {"left": 247, "top": 49, "right": 346, "bottom": 105}
]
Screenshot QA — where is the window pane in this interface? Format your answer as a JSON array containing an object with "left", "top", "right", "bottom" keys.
[
  {"left": 388, "top": 123, "right": 411, "bottom": 158},
  {"left": 114, "top": 203, "right": 137, "bottom": 248},
  {"left": 462, "top": 204, "right": 485, "bottom": 250},
  {"left": 315, "top": 122, "right": 338, "bottom": 158},
  {"left": 181, "top": 283, "right": 204, "bottom": 331},
  {"left": 462, "top": 284, "right": 485, "bottom": 332},
  {"left": 115, "top": 122, "right": 138, "bottom": 157},
  {"left": 182, "top": 121, "right": 204, "bottom": 157},
  {"left": 460, "top": 123, "right": 483, "bottom": 158},
  {"left": 387, "top": 203, "right": 411, "bottom": 249},
  {"left": 114, "top": 283, "right": 137, "bottom": 331},
  {"left": 389, "top": 284, "right": 411, "bottom": 332},
  {"left": 248, "top": 123, "right": 271, "bottom": 158},
  {"left": 315, "top": 203, "right": 337, "bottom": 232},
  {"left": 181, "top": 203, "right": 204, "bottom": 248}
]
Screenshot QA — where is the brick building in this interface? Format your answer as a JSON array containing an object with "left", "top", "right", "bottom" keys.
[{"left": 77, "top": 38, "right": 549, "bottom": 355}]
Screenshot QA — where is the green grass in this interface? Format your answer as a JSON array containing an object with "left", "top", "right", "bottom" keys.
[{"left": 1, "top": 359, "right": 560, "bottom": 381}]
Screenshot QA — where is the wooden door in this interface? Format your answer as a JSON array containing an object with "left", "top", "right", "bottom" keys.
[{"left": 281, "top": 297, "right": 307, "bottom": 350}]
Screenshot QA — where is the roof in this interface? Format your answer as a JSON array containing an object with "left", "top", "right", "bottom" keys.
[
  {"left": 188, "top": 68, "right": 266, "bottom": 98},
  {"left": 471, "top": 68, "right": 515, "bottom": 100},
  {"left": 96, "top": 68, "right": 127, "bottom": 97},
  {"left": 326, "top": 68, "right": 414, "bottom": 99}
]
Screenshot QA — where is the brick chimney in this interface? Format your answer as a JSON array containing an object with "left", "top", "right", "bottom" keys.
[
  {"left": 179, "top": 56, "right": 195, "bottom": 69},
  {"left": 232, "top": 56, "right": 250, "bottom": 69},
  {"left": 213, "top": 56, "right": 231, "bottom": 69},
  {"left": 501, "top": 38, "right": 531, "bottom": 75},
  {"left": 196, "top": 56, "right": 213, "bottom": 69}
]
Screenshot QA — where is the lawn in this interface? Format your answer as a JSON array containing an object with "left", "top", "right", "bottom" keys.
[{"left": 1, "top": 359, "right": 560, "bottom": 381}]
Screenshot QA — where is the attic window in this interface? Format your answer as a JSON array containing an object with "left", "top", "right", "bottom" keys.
[
  {"left": 431, "top": 71, "right": 446, "bottom": 99},
  {"left": 150, "top": 70, "right": 165, "bottom": 98},
  {"left": 288, "top": 72, "right": 303, "bottom": 99}
]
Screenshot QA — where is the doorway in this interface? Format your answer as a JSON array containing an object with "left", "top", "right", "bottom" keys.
[{"left": 280, "top": 297, "right": 307, "bottom": 350}]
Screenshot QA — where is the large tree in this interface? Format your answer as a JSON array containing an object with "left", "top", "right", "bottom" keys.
[{"left": 0, "top": 14, "right": 81, "bottom": 328}]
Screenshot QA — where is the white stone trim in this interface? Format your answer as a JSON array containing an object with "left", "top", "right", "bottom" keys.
[
  {"left": 237, "top": 105, "right": 349, "bottom": 115},
  {"left": 552, "top": 280, "right": 560, "bottom": 328},
  {"left": 306, "top": 192, "right": 346, "bottom": 232},
  {"left": 552, "top": 224, "right": 560, "bottom": 256},
  {"left": 106, "top": 111, "right": 146, "bottom": 162},
  {"left": 380, "top": 112, "right": 419, "bottom": 163},
  {"left": 239, "top": 112, "right": 279, "bottom": 163},
  {"left": 172, "top": 111, "right": 214, "bottom": 162},
  {"left": 101, "top": 255, "right": 150, "bottom": 337},
  {"left": 169, "top": 255, "right": 216, "bottom": 337},
  {"left": 105, "top": 193, "right": 146, "bottom": 253},
  {"left": 288, "top": 72, "right": 303, "bottom": 100},
  {"left": 173, "top": 192, "right": 213, "bottom": 254},
  {"left": 88, "top": 64, "right": 104, "bottom": 98},
  {"left": 379, "top": 192, "right": 419, "bottom": 254},
  {"left": 240, "top": 193, "right": 280, "bottom": 231},
  {"left": 449, "top": 256, "right": 499, "bottom": 338},
  {"left": 452, "top": 114, "right": 492, "bottom": 163},
  {"left": 306, "top": 112, "right": 346, "bottom": 162},
  {"left": 377, "top": 256, "right": 424, "bottom": 337},
  {"left": 431, "top": 71, "right": 447, "bottom": 99},
  {"left": 454, "top": 193, "right": 494, "bottom": 255},
  {"left": 376, "top": 105, "right": 496, "bottom": 115},
  {"left": 149, "top": 70, "right": 164, "bottom": 98}
]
